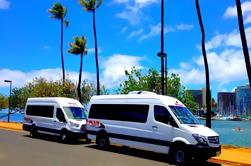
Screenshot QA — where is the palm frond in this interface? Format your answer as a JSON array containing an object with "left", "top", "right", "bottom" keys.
[
  {"left": 79, "top": 0, "right": 95, "bottom": 12},
  {"left": 64, "top": 20, "right": 69, "bottom": 28},
  {"left": 48, "top": 3, "right": 67, "bottom": 19},
  {"left": 68, "top": 36, "right": 88, "bottom": 56},
  {"left": 96, "top": 0, "right": 102, "bottom": 9}
]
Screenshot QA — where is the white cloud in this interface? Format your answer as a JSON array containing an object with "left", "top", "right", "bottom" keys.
[
  {"left": 169, "top": 63, "right": 205, "bottom": 85},
  {"left": 138, "top": 23, "right": 174, "bottom": 42},
  {"left": 170, "top": 49, "right": 247, "bottom": 85},
  {"left": 120, "top": 26, "right": 128, "bottom": 33},
  {"left": 197, "top": 49, "right": 247, "bottom": 83},
  {"left": 101, "top": 54, "right": 144, "bottom": 88},
  {"left": 0, "top": 68, "right": 95, "bottom": 88},
  {"left": 128, "top": 29, "right": 143, "bottom": 39},
  {"left": 116, "top": 5, "right": 141, "bottom": 25},
  {"left": 205, "top": 27, "right": 251, "bottom": 50},
  {"left": 177, "top": 24, "right": 194, "bottom": 31},
  {"left": 43, "top": 45, "right": 50, "bottom": 49},
  {"left": 113, "top": 0, "right": 131, "bottom": 4},
  {"left": 115, "top": 0, "right": 159, "bottom": 25},
  {"left": 88, "top": 47, "right": 102, "bottom": 54},
  {"left": 135, "top": 0, "right": 158, "bottom": 8},
  {"left": 224, "top": 1, "right": 251, "bottom": 24},
  {"left": 0, "top": 0, "right": 10, "bottom": 9},
  {"left": 205, "top": 33, "right": 227, "bottom": 51}
]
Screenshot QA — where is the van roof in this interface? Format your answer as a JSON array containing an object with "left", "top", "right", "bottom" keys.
[
  {"left": 90, "top": 92, "right": 185, "bottom": 107},
  {"left": 27, "top": 97, "right": 83, "bottom": 107}
]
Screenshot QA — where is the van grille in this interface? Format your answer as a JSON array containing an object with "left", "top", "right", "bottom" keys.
[{"left": 208, "top": 136, "right": 219, "bottom": 144}]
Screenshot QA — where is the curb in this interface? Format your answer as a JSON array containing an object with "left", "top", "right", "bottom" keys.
[
  {"left": 209, "top": 158, "right": 251, "bottom": 166},
  {"left": 0, "top": 121, "right": 23, "bottom": 132}
]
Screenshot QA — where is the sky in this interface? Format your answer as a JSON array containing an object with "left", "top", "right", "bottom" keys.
[{"left": 0, "top": 0, "right": 251, "bottom": 99}]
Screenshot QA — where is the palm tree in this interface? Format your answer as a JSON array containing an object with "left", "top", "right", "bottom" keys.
[
  {"left": 68, "top": 36, "right": 88, "bottom": 103},
  {"left": 79, "top": 0, "right": 102, "bottom": 95},
  {"left": 236, "top": 0, "right": 251, "bottom": 87},
  {"left": 196, "top": 0, "right": 211, "bottom": 128},
  {"left": 48, "top": 3, "right": 69, "bottom": 85}
]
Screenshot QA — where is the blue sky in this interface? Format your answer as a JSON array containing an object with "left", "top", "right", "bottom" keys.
[{"left": 0, "top": 0, "right": 251, "bottom": 99}]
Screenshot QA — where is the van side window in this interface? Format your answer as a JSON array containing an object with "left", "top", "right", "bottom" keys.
[
  {"left": 89, "top": 104, "right": 149, "bottom": 123},
  {"left": 154, "top": 105, "right": 172, "bottom": 125},
  {"left": 56, "top": 108, "right": 66, "bottom": 122},
  {"left": 26, "top": 105, "right": 54, "bottom": 118}
]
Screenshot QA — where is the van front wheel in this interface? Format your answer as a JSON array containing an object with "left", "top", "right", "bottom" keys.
[
  {"left": 97, "top": 134, "right": 110, "bottom": 149},
  {"left": 172, "top": 145, "right": 189, "bottom": 165},
  {"left": 60, "top": 130, "right": 69, "bottom": 143},
  {"left": 30, "top": 126, "right": 38, "bottom": 138}
]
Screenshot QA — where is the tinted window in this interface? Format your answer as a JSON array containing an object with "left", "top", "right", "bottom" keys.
[
  {"left": 169, "top": 106, "right": 200, "bottom": 124},
  {"left": 154, "top": 105, "right": 172, "bottom": 124},
  {"left": 56, "top": 108, "right": 66, "bottom": 122},
  {"left": 89, "top": 104, "right": 149, "bottom": 123},
  {"left": 26, "top": 105, "right": 54, "bottom": 118},
  {"left": 63, "top": 107, "right": 87, "bottom": 120}
]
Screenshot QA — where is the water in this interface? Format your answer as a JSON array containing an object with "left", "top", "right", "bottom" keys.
[
  {"left": 1, "top": 111, "right": 251, "bottom": 147},
  {"left": 200, "top": 120, "right": 251, "bottom": 147},
  {"left": 0, "top": 111, "right": 24, "bottom": 123}
]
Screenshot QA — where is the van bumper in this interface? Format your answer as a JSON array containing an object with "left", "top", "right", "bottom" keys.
[
  {"left": 22, "top": 124, "right": 32, "bottom": 132},
  {"left": 188, "top": 144, "right": 221, "bottom": 159}
]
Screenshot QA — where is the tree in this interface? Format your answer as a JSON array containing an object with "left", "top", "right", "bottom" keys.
[
  {"left": 196, "top": 0, "right": 211, "bottom": 128},
  {"left": 119, "top": 68, "right": 198, "bottom": 112},
  {"left": 10, "top": 87, "right": 30, "bottom": 110},
  {"left": 235, "top": 0, "right": 251, "bottom": 87},
  {"left": 79, "top": 0, "right": 102, "bottom": 95},
  {"left": 0, "top": 94, "right": 8, "bottom": 110},
  {"left": 48, "top": 3, "right": 69, "bottom": 85},
  {"left": 68, "top": 36, "right": 88, "bottom": 103}
]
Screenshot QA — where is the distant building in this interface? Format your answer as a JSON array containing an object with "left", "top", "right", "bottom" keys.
[
  {"left": 217, "top": 92, "right": 236, "bottom": 116},
  {"left": 235, "top": 85, "right": 251, "bottom": 116},
  {"left": 188, "top": 88, "right": 207, "bottom": 109}
]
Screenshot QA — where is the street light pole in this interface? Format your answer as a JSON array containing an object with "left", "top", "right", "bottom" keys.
[
  {"left": 158, "top": 0, "right": 167, "bottom": 95},
  {"left": 4, "top": 80, "right": 12, "bottom": 122}
]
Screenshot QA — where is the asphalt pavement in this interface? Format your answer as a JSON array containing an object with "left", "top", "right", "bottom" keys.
[{"left": 0, "top": 129, "right": 224, "bottom": 166}]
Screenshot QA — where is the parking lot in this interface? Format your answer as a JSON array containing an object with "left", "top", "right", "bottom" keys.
[{"left": 0, "top": 129, "right": 223, "bottom": 166}]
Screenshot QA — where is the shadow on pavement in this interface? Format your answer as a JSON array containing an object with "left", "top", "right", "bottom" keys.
[
  {"left": 22, "top": 133, "right": 90, "bottom": 145},
  {"left": 86, "top": 144, "right": 223, "bottom": 166}
]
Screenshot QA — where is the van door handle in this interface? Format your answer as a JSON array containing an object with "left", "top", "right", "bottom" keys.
[{"left": 152, "top": 126, "right": 158, "bottom": 131}]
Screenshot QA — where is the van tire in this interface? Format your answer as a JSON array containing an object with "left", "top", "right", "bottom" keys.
[
  {"left": 96, "top": 134, "right": 110, "bottom": 149},
  {"left": 171, "top": 144, "right": 189, "bottom": 165},
  {"left": 60, "top": 130, "right": 69, "bottom": 143},
  {"left": 30, "top": 126, "right": 38, "bottom": 138}
]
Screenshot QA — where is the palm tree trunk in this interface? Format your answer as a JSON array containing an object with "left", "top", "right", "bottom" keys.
[
  {"left": 236, "top": 0, "right": 251, "bottom": 87},
  {"left": 60, "top": 18, "right": 65, "bottom": 85},
  {"left": 93, "top": 10, "right": 100, "bottom": 95},
  {"left": 78, "top": 53, "right": 83, "bottom": 103},
  {"left": 196, "top": 0, "right": 211, "bottom": 128}
]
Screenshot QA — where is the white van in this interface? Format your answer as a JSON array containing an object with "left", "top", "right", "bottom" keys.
[
  {"left": 23, "top": 97, "right": 87, "bottom": 142},
  {"left": 87, "top": 91, "right": 221, "bottom": 164}
]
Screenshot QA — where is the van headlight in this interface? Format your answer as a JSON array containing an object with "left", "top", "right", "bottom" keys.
[
  {"left": 192, "top": 134, "right": 208, "bottom": 145},
  {"left": 70, "top": 122, "right": 79, "bottom": 128}
]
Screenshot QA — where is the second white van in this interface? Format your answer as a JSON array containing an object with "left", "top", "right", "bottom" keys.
[
  {"left": 87, "top": 91, "right": 221, "bottom": 165},
  {"left": 23, "top": 97, "right": 87, "bottom": 142}
]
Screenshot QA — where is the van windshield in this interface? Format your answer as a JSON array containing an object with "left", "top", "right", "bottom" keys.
[
  {"left": 169, "top": 106, "right": 200, "bottom": 124},
  {"left": 63, "top": 107, "right": 87, "bottom": 120}
]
